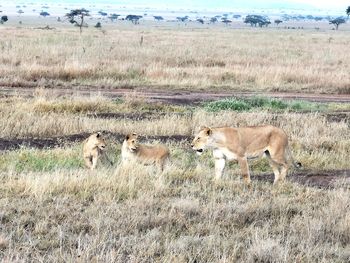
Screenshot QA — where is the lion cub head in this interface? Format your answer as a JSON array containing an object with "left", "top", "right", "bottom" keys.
[
  {"left": 89, "top": 132, "right": 107, "bottom": 151},
  {"left": 124, "top": 133, "right": 139, "bottom": 152},
  {"left": 191, "top": 127, "right": 212, "bottom": 155}
]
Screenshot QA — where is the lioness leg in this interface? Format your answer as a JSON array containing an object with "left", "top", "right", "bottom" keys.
[
  {"left": 157, "top": 159, "right": 166, "bottom": 172},
  {"left": 214, "top": 158, "right": 225, "bottom": 179},
  {"left": 237, "top": 157, "right": 251, "bottom": 185},
  {"left": 269, "top": 150, "right": 289, "bottom": 184},
  {"left": 84, "top": 156, "right": 93, "bottom": 169},
  {"left": 91, "top": 156, "right": 98, "bottom": 170},
  {"left": 213, "top": 149, "right": 225, "bottom": 179},
  {"left": 279, "top": 163, "right": 289, "bottom": 181},
  {"left": 266, "top": 154, "right": 282, "bottom": 183}
]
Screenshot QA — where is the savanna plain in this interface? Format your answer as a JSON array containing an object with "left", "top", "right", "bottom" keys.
[{"left": 0, "top": 22, "right": 350, "bottom": 262}]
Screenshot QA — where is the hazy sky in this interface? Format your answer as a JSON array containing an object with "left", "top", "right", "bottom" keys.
[
  {"left": 293, "top": 0, "right": 348, "bottom": 9},
  {"left": 59, "top": 0, "right": 349, "bottom": 9},
  {"left": 7, "top": 0, "right": 350, "bottom": 12}
]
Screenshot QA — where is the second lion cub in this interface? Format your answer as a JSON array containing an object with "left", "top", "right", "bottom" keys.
[{"left": 121, "top": 133, "right": 169, "bottom": 171}]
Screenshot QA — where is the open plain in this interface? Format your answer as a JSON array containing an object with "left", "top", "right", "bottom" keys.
[{"left": 0, "top": 18, "right": 350, "bottom": 262}]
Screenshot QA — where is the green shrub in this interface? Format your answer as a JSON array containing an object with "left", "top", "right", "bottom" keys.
[{"left": 204, "top": 96, "right": 324, "bottom": 112}]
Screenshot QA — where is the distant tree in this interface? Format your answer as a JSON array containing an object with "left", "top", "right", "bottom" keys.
[
  {"left": 66, "top": 8, "right": 90, "bottom": 33},
  {"left": 0, "top": 15, "right": 8, "bottom": 24},
  {"left": 176, "top": 16, "right": 188, "bottom": 22},
  {"left": 196, "top": 18, "right": 204, "bottom": 24},
  {"left": 346, "top": 6, "right": 350, "bottom": 18},
  {"left": 221, "top": 18, "right": 232, "bottom": 25},
  {"left": 274, "top": 19, "right": 283, "bottom": 26},
  {"left": 94, "top": 22, "right": 102, "bottom": 28},
  {"left": 244, "top": 15, "right": 270, "bottom": 27},
  {"left": 40, "top": 11, "right": 50, "bottom": 17},
  {"left": 17, "top": 9, "right": 24, "bottom": 15},
  {"left": 314, "top": 17, "right": 323, "bottom": 21},
  {"left": 210, "top": 17, "right": 218, "bottom": 23},
  {"left": 329, "top": 17, "right": 346, "bottom": 30},
  {"left": 125, "top": 15, "right": 142, "bottom": 24},
  {"left": 153, "top": 15, "right": 164, "bottom": 21},
  {"left": 108, "top": 13, "right": 120, "bottom": 22},
  {"left": 232, "top": 15, "right": 241, "bottom": 19},
  {"left": 98, "top": 11, "right": 107, "bottom": 17}
]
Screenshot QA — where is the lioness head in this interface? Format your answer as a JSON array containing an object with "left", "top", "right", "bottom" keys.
[
  {"left": 91, "top": 132, "right": 107, "bottom": 151},
  {"left": 125, "top": 133, "right": 139, "bottom": 152},
  {"left": 191, "top": 127, "right": 212, "bottom": 155}
]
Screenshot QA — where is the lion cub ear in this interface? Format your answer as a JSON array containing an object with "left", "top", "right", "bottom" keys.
[
  {"left": 96, "top": 132, "right": 101, "bottom": 138},
  {"left": 125, "top": 134, "right": 130, "bottom": 141}
]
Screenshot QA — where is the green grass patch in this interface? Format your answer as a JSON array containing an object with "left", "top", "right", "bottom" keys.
[
  {"left": 0, "top": 147, "right": 84, "bottom": 172},
  {"left": 204, "top": 96, "right": 326, "bottom": 112}
]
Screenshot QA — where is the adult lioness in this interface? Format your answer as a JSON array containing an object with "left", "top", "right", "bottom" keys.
[
  {"left": 121, "top": 133, "right": 169, "bottom": 171},
  {"left": 83, "top": 132, "right": 107, "bottom": 170},
  {"left": 191, "top": 125, "right": 301, "bottom": 185}
]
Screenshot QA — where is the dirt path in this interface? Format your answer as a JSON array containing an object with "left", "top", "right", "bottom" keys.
[
  {"left": 0, "top": 131, "right": 189, "bottom": 151},
  {"left": 1, "top": 86, "right": 350, "bottom": 105},
  {"left": 252, "top": 170, "right": 350, "bottom": 189}
]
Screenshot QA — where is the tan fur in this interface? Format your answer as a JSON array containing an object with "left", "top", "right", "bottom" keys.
[
  {"left": 121, "top": 133, "right": 169, "bottom": 171},
  {"left": 191, "top": 125, "right": 301, "bottom": 185},
  {"left": 83, "top": 132, "right": 107, "bottom": 170}
]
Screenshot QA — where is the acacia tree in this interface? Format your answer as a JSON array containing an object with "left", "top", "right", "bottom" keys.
[
  {"left": 66, "top": 8, "right": 90, "bottom": 33},
  {"left": 329, "top": 17, "right": 346, "bottom": 30},
  {"left": 274, "top": 19, "right": 283, "bottom": 26},
  {"left": 0, "top": 15, "right": 8, "bottom": 24},
  {"left": 108, "top": 13, "right": 120, "bottom": 22},
  {"left": 346, "top": 6, "right": 350, "bottom": 18},
  {"left": 244, "top": 15, "right": 271, "bottom": 27}
]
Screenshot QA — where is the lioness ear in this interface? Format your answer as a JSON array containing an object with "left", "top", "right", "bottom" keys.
[
  {"left": 202, "top": 127, "right": 212, "bottom": 136},
  {"left": 206, "top": 127, "right": 212, "bottom": 136},
  {"left": 96, "top": 132, "right": 101, "bottom": 138}
]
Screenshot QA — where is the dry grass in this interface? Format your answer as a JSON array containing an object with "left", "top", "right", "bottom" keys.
[
  {"left": 0, "top": 32, "right": 349, "bottom": 261},
  {"left": 0, "top": 165, "right": 349, "bottom": 262},
  {"left": 0, "top": 95, "right": 349, "bottom": 262},
  {"left": 1, "top": 26, "right": 350, "bottom": 93}
]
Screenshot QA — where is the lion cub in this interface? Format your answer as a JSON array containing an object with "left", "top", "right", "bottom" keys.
[
  {"left": 121, "top": 133, "right": 169, "bottom": 171},
  {"left": 83, "top": 132, "right": 107, "bottom": 170}
]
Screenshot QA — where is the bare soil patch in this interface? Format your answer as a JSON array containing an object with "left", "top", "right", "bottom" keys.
[
  {"left": 252, "top": 169, "right": 350, "bottom": 189},
  {"left": 0, "top": 132, "right": 190, "bottom": 151},
  {"left": 1, "top": 86, "right": 350, "bottom": 105},
  {"left": 87, "top": 112, "right": 192, "bottom": 120},
  {"left": 324, "top": 112, "right": 350, "bottom": 123}
]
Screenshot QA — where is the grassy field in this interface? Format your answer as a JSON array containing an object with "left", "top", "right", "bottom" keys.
[
  {"left": 0, "top": 94, "right": 349, "bottom": 262},
  {"left": 0, "top": 20, "right": 350, "bottom": 262},
  {"left": 1, "top": 25, "right": 350, "bottom": 93}
]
